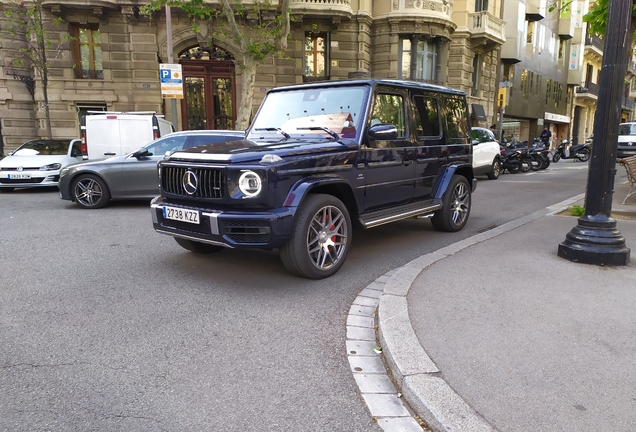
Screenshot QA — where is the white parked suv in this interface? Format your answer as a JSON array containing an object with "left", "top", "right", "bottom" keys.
[{"left": 470, "top": 127, "right": 501, "bottom": 179}]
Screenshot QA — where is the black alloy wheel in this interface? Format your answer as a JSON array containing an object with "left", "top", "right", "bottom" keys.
[
  {"left": 431, "top": 175, "right": 471, "bottom": 232},
  {"left": 72, "top": 174, "right": 111, "bottom": 209},
  {"left": 280, "top": 194, "right": 352, "bottom": 279}
]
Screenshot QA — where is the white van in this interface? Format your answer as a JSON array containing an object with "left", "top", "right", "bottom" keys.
[
  {"left": 617, "top": 122, "right": 636, "bottom": 159},
  {"left": 80, "top": 111, "right": 175, "bottom": 160}
]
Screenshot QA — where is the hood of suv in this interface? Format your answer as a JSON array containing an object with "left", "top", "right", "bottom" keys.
[{"left": 167, "top": 138, "right": 358, "bottom": 163}]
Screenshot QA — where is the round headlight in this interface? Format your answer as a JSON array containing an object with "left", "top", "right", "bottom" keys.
[{"left": 238, "top": 171, "right": 262, "bottom": 198}]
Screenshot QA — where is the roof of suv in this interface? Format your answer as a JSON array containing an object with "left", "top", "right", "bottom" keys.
[{"left": 267, "top": 79, "right": 467, "bottom": 97}]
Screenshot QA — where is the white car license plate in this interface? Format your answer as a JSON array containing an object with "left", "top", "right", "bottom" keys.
[
  {"left": 9, "top": 173, "right": 31, "bottom": 179},
  {"left": 623, "top": 150, "right": 636, "bottom": 155},
  {"left": 163, "top": 206, "right": 200, "bottom": 224}
]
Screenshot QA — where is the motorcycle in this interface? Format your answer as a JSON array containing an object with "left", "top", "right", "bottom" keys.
[
  {"left": 552, "top": 139, "right": 591, "bottom": 162},
  {"left": 499, "top": 145, "right": 524, "bottom": 174},
  {"left": 528, "top": 138, "right": 551, "bottom": 170}
]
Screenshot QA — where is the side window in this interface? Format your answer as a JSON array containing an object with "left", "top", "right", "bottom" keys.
[
  {"left": 443, "top": 96, "right": 470, "bottom": 139},
  {"left": 146, "top": 136, "right": 188, "bottom": 155},
  {"left": 371, "top": 93, "right": 406, "bottom": 137},
  {"left": 413, "top": 96, "right": 441, "bottom": 139}
]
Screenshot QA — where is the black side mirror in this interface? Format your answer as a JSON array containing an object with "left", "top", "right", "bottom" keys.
[
  {"left": 368, "top": 124, "right": 398, "bottom": 141},
  {"left": 132, "top": 147, "right": 151, "bottom": 158}
]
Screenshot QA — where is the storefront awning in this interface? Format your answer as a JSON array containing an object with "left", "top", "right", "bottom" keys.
[{"left": 471, "top": 104, "right": 487, "bottom": 121}]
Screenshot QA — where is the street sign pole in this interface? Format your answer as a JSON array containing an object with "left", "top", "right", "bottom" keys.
[{"left": 166, "top": 5, "right": 178, "bottom": 131}]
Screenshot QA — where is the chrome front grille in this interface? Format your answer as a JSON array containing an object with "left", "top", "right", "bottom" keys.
[{"left": 161, "top": 166, "right": 225, "bottom": 199}]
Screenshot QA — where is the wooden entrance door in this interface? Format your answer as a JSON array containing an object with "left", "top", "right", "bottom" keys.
[{"left": 180, "top": 56, "right": 236, "bottom": 131}]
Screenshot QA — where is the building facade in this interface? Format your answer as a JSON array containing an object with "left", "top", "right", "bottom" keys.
[{"left": 0, "top": 0, "right": 506, "bottom": 154}]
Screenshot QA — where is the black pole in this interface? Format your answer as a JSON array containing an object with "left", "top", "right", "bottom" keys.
[{"left": 558, "top": 0, "right": 631, "bottom": 265}]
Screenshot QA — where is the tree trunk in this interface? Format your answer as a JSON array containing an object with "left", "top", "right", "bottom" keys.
[{"left": 236, "top": 59, "right": 257, "bottom": 131}]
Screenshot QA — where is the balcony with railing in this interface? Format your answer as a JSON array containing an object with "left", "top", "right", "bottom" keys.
[
  {"left": 469, "top": 11, "right": 506, "bottom": 51},
  {"left": 290, "top": 0, "right": 353, "bottom": 18},
  {"left": 585, "top": 35, "right": 604, "bottom": 55},
  {"left": 622, "top": 97, "right": 635, "bottom": 112},
  {"left": 575, "top": 82, "right": 599, "bottom": 101}
]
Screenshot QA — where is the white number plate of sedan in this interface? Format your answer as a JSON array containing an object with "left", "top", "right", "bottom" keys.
[
  {"left": 9, "top": 173, "right": 31, "bottom": 179},
  {"left": 163, "top": 206, "right": 200, "bottom": 224}
]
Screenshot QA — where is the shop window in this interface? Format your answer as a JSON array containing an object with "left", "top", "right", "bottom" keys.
[
  {"left": 304, "top": 32, "right": 329, "bottom": 82},
  {"left": 72, "top": 25, "right": 103, "bottom": 79}
]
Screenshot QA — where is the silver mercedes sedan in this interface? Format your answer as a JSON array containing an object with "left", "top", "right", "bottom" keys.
[{"left": 58, "top": 130, "right": 245, "bottom": 209}]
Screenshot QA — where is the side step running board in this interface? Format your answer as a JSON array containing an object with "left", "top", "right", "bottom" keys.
[{"left": 359, "top": 202, "right": 441, "bottom": 229}]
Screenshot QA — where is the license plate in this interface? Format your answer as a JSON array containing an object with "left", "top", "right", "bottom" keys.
[
  {"left": 623, "top": 150, "right": 636, "bottom": 155},
  {"left": 9, "top": 173, "right": 31, "bottom": 179},
  {"left": 163, "top": 206, "right": 200, "bottom": 224}
]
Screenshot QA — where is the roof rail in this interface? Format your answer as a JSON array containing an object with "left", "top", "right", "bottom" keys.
[{"left": 86, "top": 111, "right": 158, "bottom": 115}]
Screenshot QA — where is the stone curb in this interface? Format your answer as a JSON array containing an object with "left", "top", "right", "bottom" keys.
[{"left": 349, "top": 193, "right": 592, "bottom": 431}]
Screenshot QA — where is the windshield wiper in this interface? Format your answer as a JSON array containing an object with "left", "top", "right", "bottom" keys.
[
  {"left": 254, "top": 127, "right": 291, "bottom": 139},
  {"left": 296, "top": 126, "right": 340, "bottom": 140}
]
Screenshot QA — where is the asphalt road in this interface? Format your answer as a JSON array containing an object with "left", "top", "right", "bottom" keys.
[{"left": 0, "top": 160, "right": 589, "bottom": 431}]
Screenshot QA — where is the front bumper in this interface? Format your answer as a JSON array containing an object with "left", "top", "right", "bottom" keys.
[
  {"left": 150, "top": 196, "right": 296, "bottom": 249},
  {"left": 0, "top": 172, "right": 60, "bottom": 188}
]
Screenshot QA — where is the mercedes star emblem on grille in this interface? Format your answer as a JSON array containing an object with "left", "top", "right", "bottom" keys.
[
  {"left": 17, "top": 166, "right": 23, "bottom": 172},
  {"left": 182, "top": 170, "right": 198, "bottom": 195}
]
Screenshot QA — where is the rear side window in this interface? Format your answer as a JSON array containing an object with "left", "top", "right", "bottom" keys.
[
  {"left": 370, "top": 93, "right": 406, "bottom": 137},
  {"left": 146, "top": 135, "right": 188, "bottom": 155},
  {"left": 618, "top": 123, "right": 636, "bottom": 136},
  {"left": 413, "top": 96, "right": 441, "bottom": 138},
  {"left": 443, "top": 96, "right": 470, "bottom": 139}
]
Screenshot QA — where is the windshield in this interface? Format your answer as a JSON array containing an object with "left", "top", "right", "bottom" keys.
[
  {"left": 14, "top": 140, "right": 70, "bottom": 156},
  {"left": 618, "top": 123, "right": 636, "bottom": 136},
  {"left": 248, "top": 85, "right": 370, "bottom": 142}
]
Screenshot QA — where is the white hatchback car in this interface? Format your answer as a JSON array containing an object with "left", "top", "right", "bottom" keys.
[
  {"left": 0, "top": 139, "right": 83, "bottom": 191},
  {"left": 470, "top": 127, "right": 501, "bottom": 179}
]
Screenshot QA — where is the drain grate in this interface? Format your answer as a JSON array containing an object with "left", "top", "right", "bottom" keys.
[{"left": 476, "top": 224, "right": 498, "bottom": 233}]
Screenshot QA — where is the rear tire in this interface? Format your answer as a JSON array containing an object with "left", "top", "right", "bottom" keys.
[
  {"left": 280, "top": 194, "right": 352, "bottom": 279},
  {"left": 529, "top": 156, "right": 542, "bottom": 171},
  {"left": 506, "top": 162, "right": 521, "bottom": 174},
  {"left": 577, "top": 148, "right": 591, "bottom": 162},
  {"left": 486, "top": 158, "right": 501, "bottom": 180},
  {"left": 431, "top": 175, "right": 471, "bottom": 232},
  {"left": 174, "top": 237, "right": 224, "bottom": 253}
]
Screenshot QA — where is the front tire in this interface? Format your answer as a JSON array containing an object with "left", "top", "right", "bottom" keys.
[
  {"left": 552, "top": 152, "right": 561, "bottom": 163},
  {"left": 174, "top": 237, "right": 224, "bottom": 253},
  {"left": 280, "top": 194, "right": 352, "bottom": 279},
  {"left": 577, "top": 148, "right": 591, "bottom": 162},
  {"left": 72, "top": 174, "right": 111, "bottom": 209},
  {"left": 0, "top": 187, "right": 14, "bottom": 192},
  {"left": 486, "top": 158, "right": 501, "bottom": 180},
  {"left": 431, "top": 175, "right": 471, "bottom": 232}
]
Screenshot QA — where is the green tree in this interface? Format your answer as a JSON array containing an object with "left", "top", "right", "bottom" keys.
[
  {"left": 2, "top": 0, "right": 64, "bottom": 139},
  {"left": 583, "top": 0, "right": 636, "bottom": 39},
  {"left": 141, "top": 0, "right": 291, "bottom": 131}
]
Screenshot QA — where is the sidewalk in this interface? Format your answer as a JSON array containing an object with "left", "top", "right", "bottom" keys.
[{"left": 378, "top": 176, "right": 636, "bottom": 431}]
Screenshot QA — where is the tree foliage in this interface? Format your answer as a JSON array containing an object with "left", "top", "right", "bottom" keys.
[
  {"left": 583, "top": 0, "right": 636, "bottom": 38},
  {"left": 141, "top": 0, "right": 291, "bottom": 130},
  {"left": 2, "top": 0, "right": 66, "bottom": 139}
]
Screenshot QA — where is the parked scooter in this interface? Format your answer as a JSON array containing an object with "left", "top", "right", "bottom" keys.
[
  {"left": 529, "top": 138, "right": 551, "bottom": 169},
  {"left": 552, "top": 139, "right": 591, "bottom": 162},
  {"left": 499, "top": 145, "right": 524, "bottom": 173}
]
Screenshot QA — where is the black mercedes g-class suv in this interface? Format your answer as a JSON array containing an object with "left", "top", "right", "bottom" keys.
[{"left": 151, "top": 79, "right": 476, "bottom": 279}]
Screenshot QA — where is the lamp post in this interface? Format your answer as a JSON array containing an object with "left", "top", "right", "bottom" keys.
[
  {"left": 165, "top": 5, "right": 178, "bottom": 131},
  {"left": 558, "top": 0, "right": 632, "bottom": 265}
]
